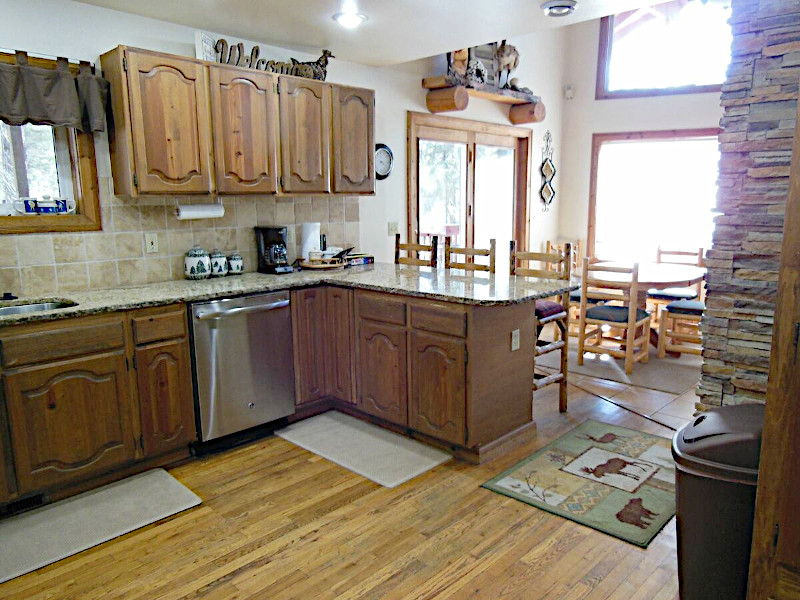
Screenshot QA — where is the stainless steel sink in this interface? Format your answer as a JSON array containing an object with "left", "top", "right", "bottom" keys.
[{"left": 0, "top": 300, "right": 77, "bottom": 317}]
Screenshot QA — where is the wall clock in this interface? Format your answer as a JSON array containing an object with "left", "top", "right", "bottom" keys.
[{"left": 375, "top": 143, "right": 393, "bottom": 180}]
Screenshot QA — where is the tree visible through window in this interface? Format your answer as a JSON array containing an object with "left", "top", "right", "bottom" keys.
[{"left": 598, "top": 0, "right": 732, "bottom": 98}]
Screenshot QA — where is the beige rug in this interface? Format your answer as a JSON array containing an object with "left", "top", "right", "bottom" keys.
[
  {"left": 537, "top": 340, "right": 701, "bottom": 394},
  {"left": 0, "top": 469, "right": 201, "bottom": 583},
  {"left": 276, "top": 411, "right": 451, "bottom": 488}
]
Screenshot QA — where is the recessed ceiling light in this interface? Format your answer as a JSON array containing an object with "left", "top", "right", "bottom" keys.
[
  {"left": 541, "top": 0, "right": 578, "bottom": 16},
  {"left": 332, "top": 12, "right": 368, "bottom": 29}
]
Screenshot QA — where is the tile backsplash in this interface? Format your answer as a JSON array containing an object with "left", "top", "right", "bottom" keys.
[{"left": 0, "top": 177, "right": 360, "bottom": 296}]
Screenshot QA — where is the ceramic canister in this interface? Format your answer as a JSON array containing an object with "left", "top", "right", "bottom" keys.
[
  {"left": 184, "top": 246, "right": 211, "bottom": 280},
  {"left": 228, "top": 252, "right": 244, "bottom": 275},
  {"left": 210, "top": 248, "right": 228, "bottom": 277}
]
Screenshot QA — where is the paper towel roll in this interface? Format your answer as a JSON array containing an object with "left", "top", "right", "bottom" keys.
[
  {"left": 300, "top": 222, "right": 321, "bottom": 260},
  {"left": 175, "top": 203, "right": 225, "bottom": 220}
]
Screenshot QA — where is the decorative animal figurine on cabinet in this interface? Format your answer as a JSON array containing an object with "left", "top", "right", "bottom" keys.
[{"left": 290, "top": 49, "right": 335, "bottom": 81}]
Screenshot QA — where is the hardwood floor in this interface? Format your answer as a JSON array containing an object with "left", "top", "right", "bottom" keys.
[{"left": 0, "top": 383, "right": 679, "bottom": 600}]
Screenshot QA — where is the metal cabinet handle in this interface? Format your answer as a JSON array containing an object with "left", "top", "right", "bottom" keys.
[{"left": 197, "top": 299, "right": 289, "bottom": 321}]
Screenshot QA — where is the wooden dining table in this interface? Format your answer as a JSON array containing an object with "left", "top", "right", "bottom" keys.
[{"left": 590, "top": 261, "right": 707, "bottom": 350}]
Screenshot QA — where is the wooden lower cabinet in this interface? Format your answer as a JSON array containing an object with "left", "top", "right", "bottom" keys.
[
  {"left": 409, "top": 331, "right": 466, "bottom": 445},
  {"left": 135, "top": 338, "right": 195, "bottom": 457},
  {"left": 325, "top": 287, "right": 355, "bottom": 403},
  {"left": 291, "top": 288, "right": 328, "bottom": 404},
  {"left": 3, "top": 351, "right": 136, "bottom": 493},
  {"left": 357, "top": 320, "right": 408, "bottom": 425}
]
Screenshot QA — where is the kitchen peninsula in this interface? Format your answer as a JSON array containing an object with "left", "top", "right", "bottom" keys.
[{"left": 0, "top": 264, "right": 576, "bottom": 508}]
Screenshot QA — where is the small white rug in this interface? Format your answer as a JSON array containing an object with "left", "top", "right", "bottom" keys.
[
  {"left": 275, "top": 412, "right": 451, "bottom": 488},
  {"left": 0, "top": 468, "right": 201, "bottom": 583}
]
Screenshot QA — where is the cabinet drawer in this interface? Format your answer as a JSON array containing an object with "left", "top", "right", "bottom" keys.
[
  {"left": 132, "top": 309, "right": 187, "bottom": 344},
  {"left": 1, "top": 318, "right": 125, "bottom": 368},
  {"left": 356, "top": 293, "right": 406, "bottom": 325},
  {"left": 411, "top": 305, "right": 466, "bottom": 338}
]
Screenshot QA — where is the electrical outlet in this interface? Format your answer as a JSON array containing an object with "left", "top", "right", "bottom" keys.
[
  {"left": 144, "top": 233, "right": 159, "bottom": 254},
  {"left": 388, "top": 222, "right": 399, "bottom": 236},
  {"left": 511, "top": 329, "right": 520, "bottom": 351}
]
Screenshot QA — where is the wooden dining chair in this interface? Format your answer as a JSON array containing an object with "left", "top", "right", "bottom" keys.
[
  {"left": 648, "top": 246, "right": 705, "bottom": 321},
  {"left": 395, "top": 233, "right": 438, "bottom": 267},
  {"left": 510, "top": 241, "right": 571, "bottom": 412},
  {"left": 546, "top": 239, "right": 583, "bottom": 274},
  {"left": 444, "top": 237, "right": 496, "bottom": 273},
  {"left": 657, "top": 299, "right": 704, "bottom": 357},
  {"left": 577, "top": 259, "right": 652, "bottom": 374}
]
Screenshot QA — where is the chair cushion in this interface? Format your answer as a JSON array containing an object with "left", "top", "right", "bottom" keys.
[
  {"left": 665, "top": 300, "right": 705, "bottom": 315},
  {"left": 535, "top": 299, "right": 565, "bottom": 319},
  {"left": 585, "top": 305, "right": 649, "bottom": 323},
  {"left": 569, "top": 289, "right": 603, "bottom": 304},
  {"left": 648, "top": 287, "right": 699, "bottom": 301}
]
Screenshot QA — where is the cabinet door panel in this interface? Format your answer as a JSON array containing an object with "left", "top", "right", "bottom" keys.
[
  {"left": 4, "top": 352, "right": 135, "bottom": 493},
  {"left": 126, "top": 51, "right": 211, "bottom": 194},
  {"left": 279, "top": 77, "right": 330, "bottom": 193},
  {"left": 0, "top": 413, "right": 13, "bottom": 502},
  {"left": 325, "top": 288, "right": 355, "bottom": 403},
  {"left": 409, "top": 331, "right": 465, "bottom": 445},
  {"left": 332, "top": 86, "right": 374, "bottom": 193},
  {"left": 357, "top": 320, "right": 407, "bottom": 425},
  {"left": 291, "top": 289, "right": 328, "bottom": 404},
  {"left": 136, "top": 339, "right": 195, "bottom": 456},
  {"left": 209, "top": 66, "right": 278, "bottom": 194}
]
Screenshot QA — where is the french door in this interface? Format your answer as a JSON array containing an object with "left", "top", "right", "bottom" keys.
[{"left": 408, "top": 113, "right": 531, "bottom": 273}]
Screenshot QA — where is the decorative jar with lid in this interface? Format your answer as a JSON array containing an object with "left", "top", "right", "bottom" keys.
[
  {"left": 210, "top": 249, "right": 228, "bottom": 277},
  {"left": 184, "top": 246, "right": 211, "bottom": 280}
]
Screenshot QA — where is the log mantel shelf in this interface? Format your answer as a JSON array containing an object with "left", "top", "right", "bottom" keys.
[{"left": 422, "top": 75, "right": 546, "bottom": 124}]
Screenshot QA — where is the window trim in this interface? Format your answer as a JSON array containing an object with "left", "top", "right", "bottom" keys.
[
  {"left": 587, "top": 128, "right": 722, "bottom": 259},
  {"left": 595, "top": 15, "right": 725, "bottom": 101},
  {"left": 407, "top": 111, "right": 532, "bottom": 252},
  {"left": 0, "top": 52, "right": 101, "bottom": 234}
]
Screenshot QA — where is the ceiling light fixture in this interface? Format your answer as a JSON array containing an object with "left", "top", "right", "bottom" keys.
[
  {"left": 332, "top": 11, "right": 367, "bottom": 29},
  {"left": 541, "top": 0, "right": 578, "bottom": 17}
]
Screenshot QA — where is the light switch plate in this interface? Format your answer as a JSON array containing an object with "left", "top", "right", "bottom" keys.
[
  {"left": 144, "top": 233, "right": 159, "bottom": 254},
  {"left": 511, "top": 329, "right": 520, "bottom": 351},
  {"left": 388, "top": 222, "right": 399, "bottom": 236}
]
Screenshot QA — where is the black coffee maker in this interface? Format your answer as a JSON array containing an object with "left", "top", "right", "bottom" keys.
[{"left": 255, "top": 226, "right": 293, "bottom": 274}]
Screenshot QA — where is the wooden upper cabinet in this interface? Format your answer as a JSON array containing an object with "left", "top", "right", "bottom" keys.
[
  {"left": 209, "top": 66, "right": 278, "bottom": 194},
  {"left": 124, "top": 50, "right": 212, "bottom": 194},
  {"left": 135, "top": 338, "right": 196, "bottom": 457},
  {"left": 279, "top": 76, "right": 331, "bottom": 193},
  {"left": 331, "top": 86, "right": 375, "bottom": 194},
  {"left": 357, "top": 320, "right": 407, "bottom": 426},
  {"left": 3, "top": 351, "right": 136, "bottom": 493},
  {"left": 409, "top": 331, "right": 466, "bottom": 445}
]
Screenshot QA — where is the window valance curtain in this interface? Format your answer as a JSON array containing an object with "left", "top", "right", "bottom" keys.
[{"left": 0, "top": 51, "right": 110, "bottom": 133}]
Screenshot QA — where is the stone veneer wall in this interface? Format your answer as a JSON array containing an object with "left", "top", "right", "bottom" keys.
[
  {"left": 699, "top": 0, "right": 800, "bottom": 406},
  {"left": 0, "top": 175, "right": 360, "bottom": 297}
]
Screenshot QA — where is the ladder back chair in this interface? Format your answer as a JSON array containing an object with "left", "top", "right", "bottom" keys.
[
  {"left": 395, "top": 233, "right": 438, "bottom": 267},
  {"left": 577, "top": 259, "right": 652, "bottom": 374},
  {"left": 648, "top": 246, "right": 705, "bottom": 321},
  {"left": 444, "top": 237, "right": 496, "bottom": 273},
  {"left": 510, "top": 240, "right": 571, "bottom": 412},
  {"left": 657, "top": 299, "right": 704, "bottom": 357}
]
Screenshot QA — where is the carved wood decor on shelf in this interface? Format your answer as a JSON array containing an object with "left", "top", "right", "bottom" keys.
[
  {"left": 422, "top": 74, "right": 546, "bottom": 125},
  {"left": 214, "top": 40, "right": 334, "bottom": 81}
]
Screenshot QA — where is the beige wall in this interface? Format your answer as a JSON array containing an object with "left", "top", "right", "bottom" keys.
[{"left": 557, "top": 19, "right": 725, "bottom": 246}]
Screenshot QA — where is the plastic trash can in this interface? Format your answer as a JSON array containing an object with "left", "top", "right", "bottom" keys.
[{"left": 672, "top": 403, "right": 764, "bottom": 600}]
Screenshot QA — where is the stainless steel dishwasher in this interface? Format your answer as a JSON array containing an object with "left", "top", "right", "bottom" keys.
[{"left": 190, "top": 291, "right": 295, "bottom": 442}]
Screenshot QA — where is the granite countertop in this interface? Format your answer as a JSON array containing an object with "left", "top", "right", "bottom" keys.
[{"left": 0, "top": 263, "right": 579, "bottom": 326}]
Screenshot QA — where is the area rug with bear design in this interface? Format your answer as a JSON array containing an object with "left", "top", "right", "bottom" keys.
[{"left": 482, "top": 420, "right": 675, "bottom": 547}]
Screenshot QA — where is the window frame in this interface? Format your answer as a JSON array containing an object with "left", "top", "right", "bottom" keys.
[
  {"left": 595, "top": 15, "right": 725, "bottom": 101},
  {"left": 587, "top": 128, "right": 722, "bottom": 259},
  {"left": 0, "top": 52, "right": 101, "bottom": 234},
  {"left": 407, "top": 111, "right": 532, "bottom": 252}
]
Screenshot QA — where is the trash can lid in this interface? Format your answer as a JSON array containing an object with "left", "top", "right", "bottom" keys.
[{"left": 672, "top": 404, "right": 764, "bottom": 483}]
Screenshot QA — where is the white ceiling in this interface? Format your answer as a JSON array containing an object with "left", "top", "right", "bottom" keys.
[{"left": 74, "top": 0, "right": 665, "bottom": 66}]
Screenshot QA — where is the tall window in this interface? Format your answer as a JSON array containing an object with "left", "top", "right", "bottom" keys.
[
  {"left": 589, "top": 130, "right": 720, "bottom": 263},
  {"left": 409, "top": 112, "right": 531, "bottom": 273},
  {"left": 597, "top": 0, "right": 732, "bottom": 99}
]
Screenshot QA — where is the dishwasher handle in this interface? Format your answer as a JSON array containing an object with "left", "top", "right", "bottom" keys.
[{"left": 196, "top": 299, "right": 290, "bottom": 321}]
